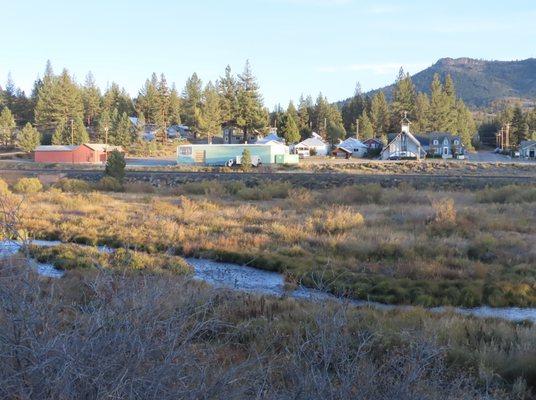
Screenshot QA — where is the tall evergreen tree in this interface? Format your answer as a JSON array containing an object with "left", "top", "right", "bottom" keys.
[
  {"left": 82, "top": 72, "right": 101, "bottom": 127},
  {"left": 359, "top": 112, "right": 374, "bottom": 139},
  {"left": 297, "top": 94, "right": 312, "bottom": 138},
  {"left": 428, "top": 73, "right": 450, "bottom": 131},
  {"left": 341, "top": 83, "right": 366, "bottom": 132},
  {"left": 199, "top": 82, "right": 222, "bottom": 140},
  {"left": 97, "top": 109, "right": 112, "bottom": 143},
  {"left": 370, "top": 92, "right": 389, "bottom": 139},
  {"left": 35, "top": 67, "right": 84, "bottom": 132},
  {"left": 455, "top": 99, "right": 476, "bottom": 149},
  {"left": 17, "top": 122, "right": 40, "bottom": 152},
  {"left": 181, "top": 73, "right": 203, "bottom": 137},
  {"left": 136, "top": 74, "right": 160, "bottom": 123},
  {"left": 390, "top": 68, "right": 416, "bottom": 130},
  {"left": 236, "top": 61, "right": 267, "bottom": 141},
  {"left": 51, "top": 116, "right": 89, "bottom": 145},
  {"left": 0, "top": 107, "right": 16, "bottom": 147},
  {"left": 168, "top": 84, "right": 181, "bottom": 125},
  {"left": 280, "top": 110, "right": 300, "bottom": 144},
  {"left": 112, "top": 112, "right": 134, "bottom": 146},
  {"left": 413, "top": 92, "right": 430, "bottom": 133},
  {"left": 217, "top": 65, "right": 238, "bottom": 125}
]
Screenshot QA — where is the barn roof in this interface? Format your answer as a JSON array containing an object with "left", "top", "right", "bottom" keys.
[
  {"left": 84, "top": 144, "right": 123, "bottom": 152},
  {"left": 35, "top": 145, "right": 78, "bottom": 152}
]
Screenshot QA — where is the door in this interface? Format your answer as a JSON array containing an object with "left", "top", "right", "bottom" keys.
[
  {"left": 194, "top": 150, "right": 205, "bottom": 163},
  {"left": 443, "top": 147, "right": 449, "bottom": 156}
]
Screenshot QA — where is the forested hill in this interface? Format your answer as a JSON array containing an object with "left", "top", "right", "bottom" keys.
[{"left": 368, "top": 58, "right": 536, "bottom": 108}]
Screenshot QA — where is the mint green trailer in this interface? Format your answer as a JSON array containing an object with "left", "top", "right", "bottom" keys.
[{"left": 177, "top": 143, "right": 292, "bottom": 165}]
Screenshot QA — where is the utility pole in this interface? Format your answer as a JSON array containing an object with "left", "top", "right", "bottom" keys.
[{"left": 70, "top": 118, "right": 74, "bottom": 145}]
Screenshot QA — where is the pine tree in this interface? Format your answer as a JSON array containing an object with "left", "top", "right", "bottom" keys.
[
  {"left": 97, "top": 109, "right": 112, "bottom": 143},
  {"left": 102, "top": 83, "right": 134, "bottom": 117},
  {"left": 511, "top": 106, "right": 527, "bottom": 145},
  {"left": 82, "top": 72, "right": 101, "bottom": 127},
  {"left": 413, "top": 92, "right": 430, "bottom": 133},
  {"left": 155, "top": 73, "right": 170, "bottom": 142},
  {"left": 326, "top": 120, "right": 346, "bottom": 145},
  {"left": 341, "top": 83, "right": 366, "bottom": 132},
  {"left": 390, "top": 68, "right": 416, "bottom": 130},
  {"left": 217, "top": 65, "right": 238, "bottom": 124},
  {"left": 199, "top": 82, "right": 222, "bottom": 140},
  {"left": 51, "top": 116, "right": 89, "bottom": 145},
  {"left": 370, "top": 92, "right": 389, "bottom": 139},
  {"left": 297, "top": 95, "right": 312, "bottom": 137},
  {"left": 168, "top": 84, "right": 181, "bottom": 125},
  {"left": 35, "top": 67, "right": 84, "bottom": 132},
  {"left": 455, "top": 100, "right": 476, "bottom": 149},
  {"left": 136, "top": 75, "right": 160, "bottom": 124},
  {"left": 105, "top": 150, "right": 126, "bottom": 182},
  {"left": 136, "top": 112, "right": 146, "bottom": 139},
  {"left": 359, "top": 112, "right": 374, "bottom": 139},
  {"left": 280, "top": 111, "right": 300, "bottom": 144},
  {"left": 0, "top": 107, "right": 16, "bottom": 147},
  {"left": 112, "top": 112, "right": 133, "bottom": 146},
  {"left": 181, "top": 73, "right": 203, "bottom": 137},
  {"left": 428, "top": 73, "right": 450, "bottom": 131},
  {"left": 236, "top": 61, "right": 267, "bottom": 141},
  {"left": 17, "top": 122, "right": 40, "bottom": 152}
]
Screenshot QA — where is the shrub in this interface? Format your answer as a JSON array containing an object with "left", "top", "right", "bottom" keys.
[
  {"left": 13, "top": 177, "right": 42, "bottom": 194},
  {"left": 241, "top": 148, "right": 252, "bottom": 172},
  {"left": 95, "top": 176, "right": 123, "bottom": 192},
  {"left": 311, "top": 207, "right": 365, "bottom": 234},
  {"left": 323, "top": 184, "right": 383, "bottom": 205},
  {"left": 432, "top": 198, "right": 456, "bottom": 224},
  {"left": 476, "top": 185, "right": 536, "bottom": 204},
  {"left": 54, "top": 178, "right": 91, "bottom": 193},
  {"left": 0, "top": 178, "right": 10, "bottom": 196},
  {"left": 105, "top": 150, "right": 126, "bottom": 182},
  {"left": 236, "top": 182, "right": 291, "bottom": 200}
]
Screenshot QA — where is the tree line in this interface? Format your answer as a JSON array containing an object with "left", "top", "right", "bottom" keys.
[
  {"left": 1, "top": 62, "right": 478, "bottom": 152},
  {"left": 478, "top": 105, "right": 536, "bottom": 147}
]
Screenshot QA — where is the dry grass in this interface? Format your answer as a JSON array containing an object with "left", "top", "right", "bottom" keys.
[
  {"left": 10, "top": 179, "right": 536, "bottom": 307},
  {"left": 0, "top": 260, "right": 534, "bottom": 399}
]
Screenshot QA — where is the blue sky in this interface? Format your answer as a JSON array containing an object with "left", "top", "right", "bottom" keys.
[{"left": 1, "top": 0, "right": 535, "bottom": 109}]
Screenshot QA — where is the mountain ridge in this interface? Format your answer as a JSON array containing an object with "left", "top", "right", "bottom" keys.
[{"left": 359, "top": 57, "right": 536, "bottom": 108}]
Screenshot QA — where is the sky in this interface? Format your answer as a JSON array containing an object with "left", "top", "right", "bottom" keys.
[{"left": 1, "top": 0, "right": 535, "bottom": 109}]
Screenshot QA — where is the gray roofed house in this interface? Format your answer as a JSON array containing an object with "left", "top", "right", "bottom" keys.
[
  {"left": 428, "top": 132, "right": 463, "bottom": 158},
  {"left": 519, "top": 140, "right": 536, "bottom": 159},
  {"left": 382, "top": 117, "right": 426, "bottom": 160}
]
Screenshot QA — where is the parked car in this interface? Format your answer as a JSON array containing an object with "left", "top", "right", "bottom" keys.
[{"left": 226, "top": 155, "right": 262, "bottom": 167}]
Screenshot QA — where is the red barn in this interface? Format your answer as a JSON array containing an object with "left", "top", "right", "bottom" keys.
[{"left": 34, "top": 144, "right": 123, "bottom": 164}]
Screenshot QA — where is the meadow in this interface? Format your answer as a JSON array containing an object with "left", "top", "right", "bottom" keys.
[{"left": 4, "top": 176, "right": 535, "bottom": 308}]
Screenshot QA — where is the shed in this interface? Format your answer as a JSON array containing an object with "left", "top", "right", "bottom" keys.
[{"left": 34, "top": 144, "right": 123, "bottom": 164}]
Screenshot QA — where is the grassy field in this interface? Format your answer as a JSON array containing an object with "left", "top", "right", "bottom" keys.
[
  {"left": 6, "top": 177, "right": 536, "bottom": 308},
  {"left": 0, "top": 260, "right": 534, "bottom": 398}
]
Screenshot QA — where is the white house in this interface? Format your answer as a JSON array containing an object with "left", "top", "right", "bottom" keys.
[
  {"left": 381, "top": 116, "right": 426, "bottom": 160},
  {"left": 332, "top": 137, "right": 368, "bottom": 158},
  {"left": 293, "top": 132, "right": 330, "bottom": 157}
]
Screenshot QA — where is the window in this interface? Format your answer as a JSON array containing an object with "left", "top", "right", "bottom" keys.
[
  {"left": 179, "top": 146, "right": 192, "bottom": 156},
  {"left": 433, "top": 140, "right": 438, "bottom": 145},
  {"left": 454, "top": 139, "right": 459, "bottom": 145}
]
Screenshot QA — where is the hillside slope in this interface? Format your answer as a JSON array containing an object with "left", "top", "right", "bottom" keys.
[{"left": 367, "top": 58, "right": 536, "bottom": 108}]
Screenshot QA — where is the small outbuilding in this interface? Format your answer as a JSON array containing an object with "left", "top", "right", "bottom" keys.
[
  {"left": 332, "top": 137, "right": 368, "bottom": 158},
  {"left": 34, "top": 144, "right": 123, "bottom": 164}
]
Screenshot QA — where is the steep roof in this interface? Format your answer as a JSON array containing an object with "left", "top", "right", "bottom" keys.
[
  {"left": 520, "top": 140, "right": 536, "bottom": 149},
  {"left": 297, "top": 133, "right": 327, "bottom": 148},
  {"left": 337, "top": 137, "right": 367, "bottom": 152},
  {"left": 257, "top": 132, "right": 285, "bottom": 144}
]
